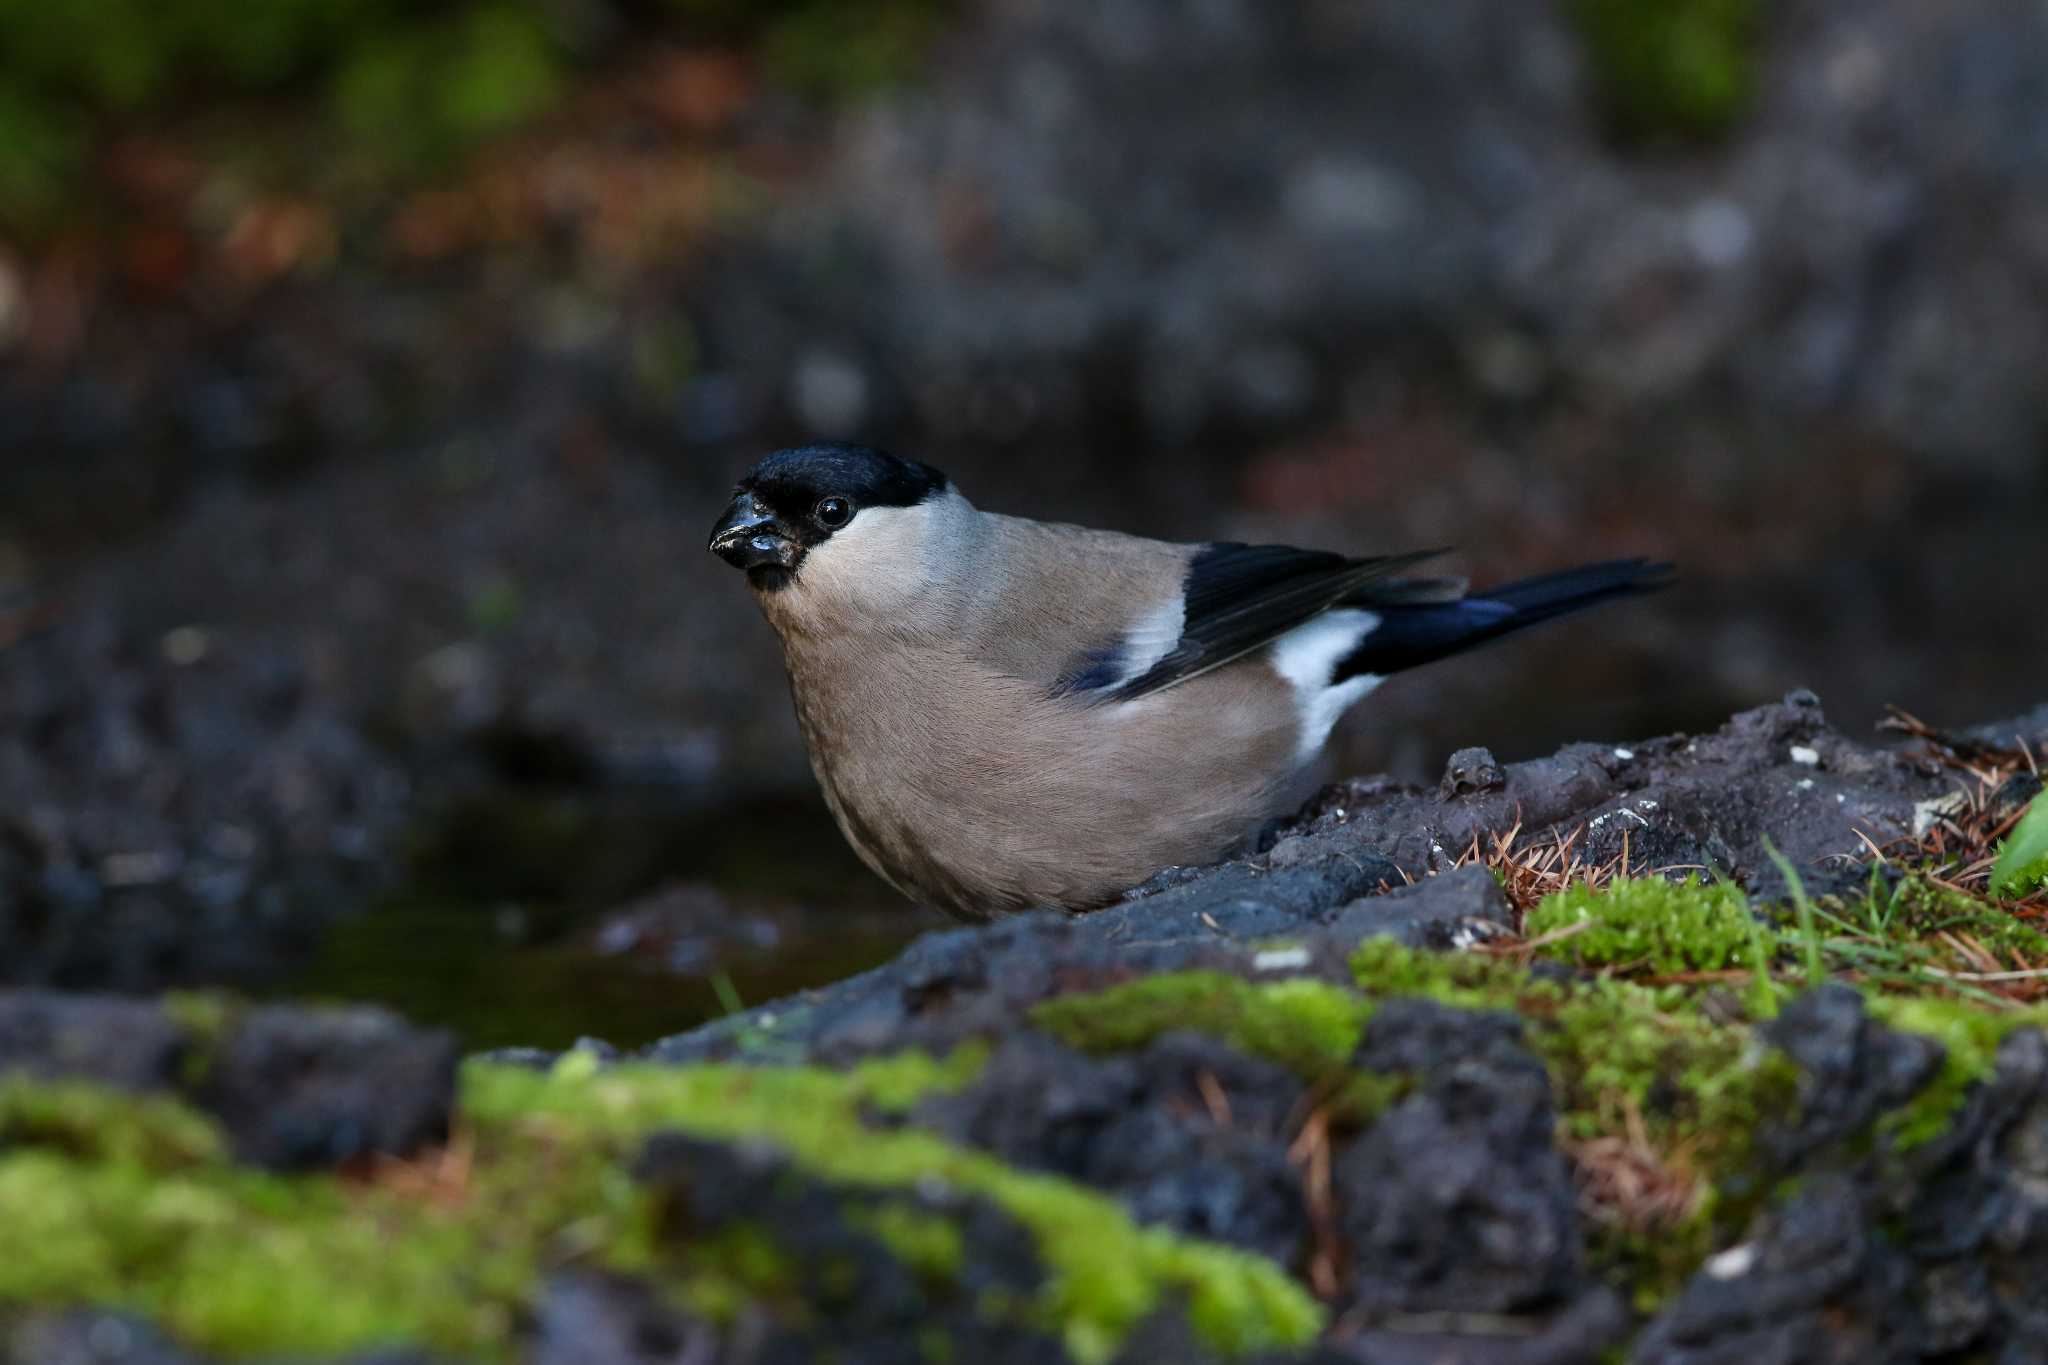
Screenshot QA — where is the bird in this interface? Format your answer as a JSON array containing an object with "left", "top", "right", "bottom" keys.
[{"left": 709, "top": 443, "right": 1669, "bottom": 921}]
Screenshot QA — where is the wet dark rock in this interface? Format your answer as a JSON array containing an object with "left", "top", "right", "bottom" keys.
[
  {"left": 528, "top": 1268, "right": 1297, "bottom": 1365},
  {"left": 1339, "top": 1001, "right": 1582, "bottom": 1317},
  {"left": 1632, "top": 1176, "right": 1916, "bottom": 1365},
  {"left": 1301, "top": 693, "right": 1948, "bottom": 900},
  {"left": 1440, "top": 746, "right": 1508, "bottom": 799},
  {"left": 530, "top": 1274, "right": 722, "bottom": 1365},
  {"left": 648, "top": 866, "right": 1499, "bottom": 1068},
  {"left": 198, "top": 1004, "right": 459, "bottom": 1170},
  {"left": 0, "top": 991, "right": 457, "bottom": 1171},
  {"left": 916, "top": 1032, "right": 1310, "bottom": 1260},
  {"left": 1759, "top": 985, "right": 1944, "bottom": 1165},
  {"left": 1890, "top": 1027, "right": 2048, "bottom": 1334},
  {"left": 1345, "top": 1286, "right": 1633, "bottom": 1365},
  {"left": 0, "top": 991, "right": 191, "bottom": 1091},
  {"left": 1636, "top": 997, "right": 2048, "bottom": 1364},
  {"left": 696, "top": 0, "right": 2048, "bottom": 479},
  {"left": 0, "top": 1312, "right": 447, "bottom": 1365},
  {"left": 2, "top": 1315, "right": 209, "bottom": 1365},
  {"left": 630, "top": 1132, "right": 1064, "bottom": 1365},
  {"left": 1992, "top": 772, "right": 2045, "bottom": 822},
  {"left": 0, "top": 618, "right": 409, "bottom": 992},
  {"left": 586, "top": 877, "right": 914, "bottom": 994},
  {"left": 1969, "top": 706, "right": 2048, "bottom": 753},
  {"left": 1323, "top": 866, "right": 1513, "bottom": 951}
]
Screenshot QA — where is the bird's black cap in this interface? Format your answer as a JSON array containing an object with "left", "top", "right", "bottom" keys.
[{"left": 738, "top": 444, "right": 949, "bottom": 513}]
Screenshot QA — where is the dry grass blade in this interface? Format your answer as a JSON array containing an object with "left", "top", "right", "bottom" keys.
[
  {"left": 355, "top": 1130, "right": 476, "bottom": 1209},
  {"left": 1449, "top": 813, "right": 1638, "bottom": 923},
  {"left": 1882, "top": 706, "right": 2043, "bottom": 773},
  {"left": 1195, "top": 1068, "right": 1234, "bottom": 1128},
  {"left": 1878, "top": 706, "right": 1941, "bottom": 742},
  {"left": 1471, "top": 918, "right": 1593, "bottom": 959},
  {"left": 1561, "top": 1096, "right": 1705, "bottom": 1240},
  {"left": 1925, "top": 966, "right": 2048, "bottom": 982},
  {"left": 1287, "top": 1106, "right": 1342, "bottom": 1299}
]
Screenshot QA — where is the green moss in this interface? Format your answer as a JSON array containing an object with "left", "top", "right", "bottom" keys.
[
  {"left": 0, "top": 0, "right": 957, "bottom": 233},
  {"left": 920, "top": 1322, "right": 957, "bottom": 1363},
  {"left": 855, "top": 1044, "right": 992, "bottom": 1113},
  {"left": 1033, "top": 940, "right": 1811, "bottom": 1310},
  {"left": 1030, "top": 971, "right": 1369, "bottom": 1078},
  {"left": 1569, "top": 0, "right": 1763, "bottom": 144},
  {"left": 0, "top": 1079, "right": 225, "bottom": 1169},
  {"left": 1863, "top": 996, "right": 2048, "bottom": 1150},
  {"left": 1526, "top": 876, "right": 1772, "bottom": 975},
  {"left": 0, "top": 1114, "right": 647, "bottom": 1360},
  {"left": 161, "top": 991, "right": 239, "bottom": 1089},
  {"left": 1539, "top": 984, "right": 1791, "bottom": 1152},
  {"left": 1030, "top": 935, "right": 1802, "bottom": 1301},
  {"left": 849, "top": 1203, "right": 966, "bottom": 1283},
  {"left": 0, "top": 1047, "right": 1034, "bottom": 1362},
  {"left": 1037, "top": 944, "right": 1796, "bottom": 1184},
  {"left": 1346, "top": 936, "right": 1535, "bottom": 1007},
  {"left": 1781, "top": 869, "right": 2048, "bottom": 1003},
  {"left": 1030, "top": 861, "right": 2048, "bottom": 1307},
  {"left": 469, "top": 1053, "right": 1323, "bottom": 1362},
  {"left": 1884, "top": 873, "right": 2048, "bottom": 964},
  {"left": 1325, "top": 1069, "right": 1419, "bottom": 1126},
  {"left": 757, "top": 0, "right": 952, "bottom": 97},
  {"left": 1349, "top": 937, "right": 1798, "bottom": 1303},
  {"left": 674, "top": 1223, "right": 803, "bottom": 1324},
  {"left": 26, "top": 856, "right": 2048, "bottom": 1359}
]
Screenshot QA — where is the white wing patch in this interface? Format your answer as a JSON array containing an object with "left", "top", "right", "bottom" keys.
[
  {"left": 1115, "top": 593, "right": 1187, "bottom": 686},
  {"left": 1270, "top": 609, "right": 1383, "bottom": 759}
]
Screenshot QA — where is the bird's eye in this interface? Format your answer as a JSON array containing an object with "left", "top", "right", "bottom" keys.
[{"left": 814, "top": 496, "right": 854, "bottom": 529}]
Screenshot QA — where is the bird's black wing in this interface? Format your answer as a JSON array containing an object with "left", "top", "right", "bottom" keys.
[{"left": 1110, "top": 541, "right": 1453, "bottom": 701}]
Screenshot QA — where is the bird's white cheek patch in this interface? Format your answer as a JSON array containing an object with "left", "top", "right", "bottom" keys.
[
  {"left": 795, "top": 503, "right": 943, "bottom": 616},
  {"left": 1271, "top": 609, "right": 1383, "bottom": 759}
]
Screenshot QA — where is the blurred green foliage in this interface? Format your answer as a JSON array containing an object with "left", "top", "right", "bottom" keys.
[
  {"left": 1992, "top": 798, "right": 2048, "bottom": 899},
  {"left": 758, "top": 0, "right": 953, "bottom": 97},
  {"left": 0, "top": 0, "right": 948, "bottom": 232},
  {"left": 1570, "top": 0, "right": 1763, "bottom": 144}
]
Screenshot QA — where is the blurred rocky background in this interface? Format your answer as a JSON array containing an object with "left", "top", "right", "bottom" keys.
[{"left": 2, "top": 0, "right": 2044, "bottom": 1046}]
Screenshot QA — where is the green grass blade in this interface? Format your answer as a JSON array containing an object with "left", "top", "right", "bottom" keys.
[{"left": 1763, "top": 840, "right": 1826, "bottom": 987}]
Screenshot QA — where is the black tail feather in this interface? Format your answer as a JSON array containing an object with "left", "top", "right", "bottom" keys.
[
  {"left": 1479, "top": 558, "right": 1675, "bottom": 623},
  {"left": 1337, "top": 557, "right": 1672, "bottom": 680}
]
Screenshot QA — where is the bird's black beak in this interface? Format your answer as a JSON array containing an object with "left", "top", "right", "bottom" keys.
[{"left": 709, "top": 491, "right": 801, "bottom": 574}]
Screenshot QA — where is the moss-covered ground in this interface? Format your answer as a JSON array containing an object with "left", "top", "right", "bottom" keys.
[
  {"left": 3, "top": 772, "right": 2043, "bottom": 1360},
  {"left": 1036, "top": 770, "right": 2048, "bottom": 1311},
  {"left": 0, "top": 1045, "right": 1318, "bottom": 1364}
]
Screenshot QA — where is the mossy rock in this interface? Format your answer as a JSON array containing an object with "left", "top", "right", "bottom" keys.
[
  {"left": 0, "top": 1044, "right": 1319, "bottom": 1363},
  {"left": 10, "top": 861, "right": 2048, "bottom": 1361},
  {"left": 1526, "top": 875, "right": 1774, "bottom": 976},
  {"left": 1570, "top": 0, "right": 1764, "bottom": 144}
]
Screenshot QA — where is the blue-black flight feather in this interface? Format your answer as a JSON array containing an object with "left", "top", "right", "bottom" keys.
[
  {"left": 1107, "top": 542, "right": 1451, "bottom": 701},
  {"left": 1335, "top": 557, "right": 1673, "bottom": 681}
]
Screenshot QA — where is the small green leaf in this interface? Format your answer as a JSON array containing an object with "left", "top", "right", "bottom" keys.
[{"left": 1991, "top": 798, "right": 2048, "bottom": 898}]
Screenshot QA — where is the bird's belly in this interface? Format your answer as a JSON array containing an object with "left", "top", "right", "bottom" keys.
[{"left": 788, "top": 664, "right": 1303, "bottom": 919}]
